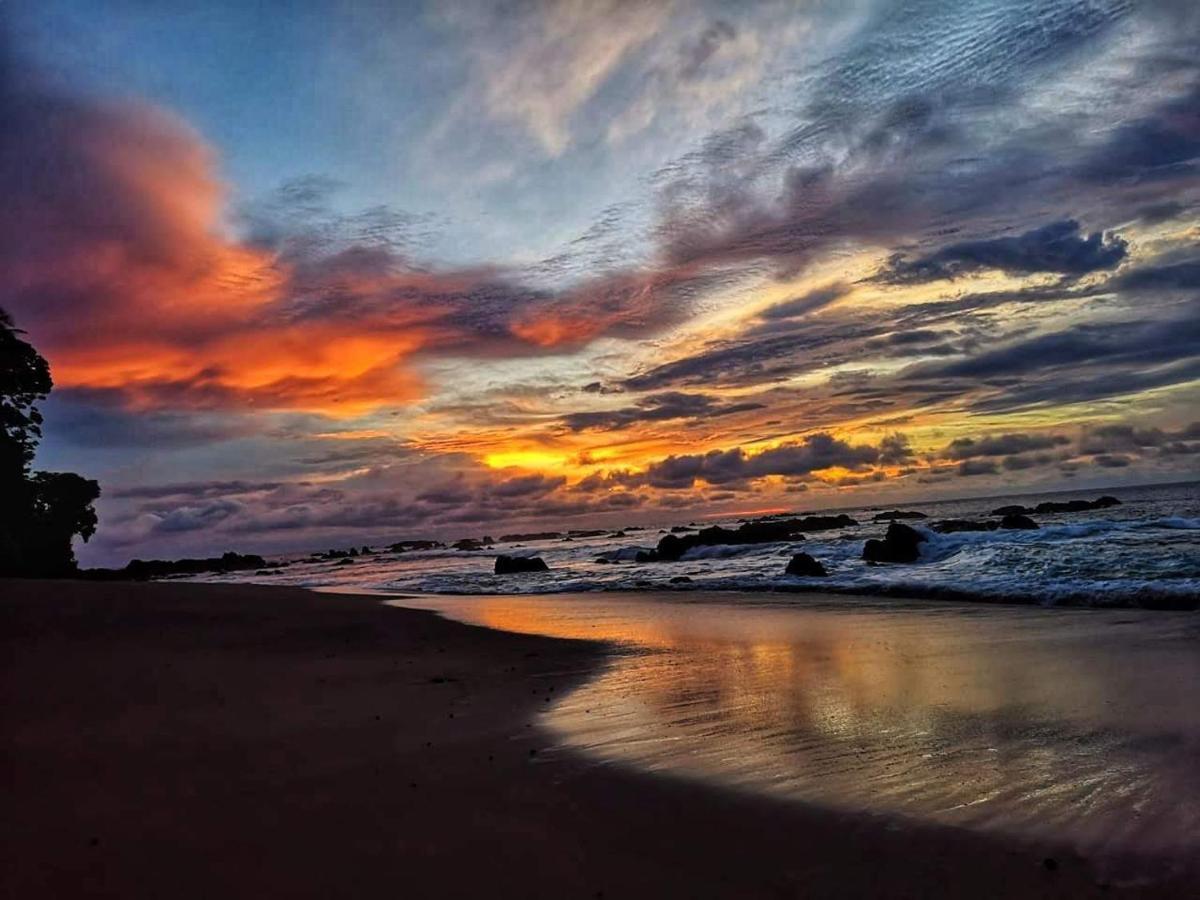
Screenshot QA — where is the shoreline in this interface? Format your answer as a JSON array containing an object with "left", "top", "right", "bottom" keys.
[{"left": 3, "top": 579, "right": 1196, "bottom": 898}]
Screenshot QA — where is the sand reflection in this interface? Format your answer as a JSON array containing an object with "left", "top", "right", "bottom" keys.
[{"left": 401, "top": 592, "right": 1200, "bottom": 858}]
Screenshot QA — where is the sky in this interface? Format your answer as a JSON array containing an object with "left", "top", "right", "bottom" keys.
[{"left": 2, "top": 0, "right": 1198, "bottom": 566}]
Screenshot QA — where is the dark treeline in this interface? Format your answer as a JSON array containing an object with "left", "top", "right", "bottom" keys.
[{"left": 1, "top": 309, "right": 100, "bottom": 577}]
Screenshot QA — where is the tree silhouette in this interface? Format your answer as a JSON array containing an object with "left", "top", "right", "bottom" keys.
[{"left": 0, "top": 309, "right": 100, "bottom": 576}]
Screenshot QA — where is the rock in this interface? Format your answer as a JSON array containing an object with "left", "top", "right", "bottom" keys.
[
  {"left": 862, "top": 523, "right": 927, "bottom": 563},
  {"left": 669, "top": 576, "right": 693, "bottom": 584},
  {"left": 990, "top": 504, "right": 1029, "bottom": 517},
  {"left": 634, "top": 550, "right": 659, "bottom": 563},
  {"left": 670, "top": 525, "right": 695, "bottom": 532},
  {"left": 336, "top": 558, "right": 354, "bottom": 566},
  {"left": 1033, "top": 496, "right": 1122, "bottom": 514},
  {"left": 653, "top": 517, "right": 825, "bottom": 561},
  {"left": 116, "top": 552, "right": 268, "bottom": 580},
  {"left": 594, "top": 557, "right": 612, "bottom": 564},
  {"left": 872, "top": 510, "right": 927, "bottom": 521},
  {"left": 500, "top": 531, "right": 561, "bottom": 542},
  {"left": 784, "top": 553, "right": 828, "bottom": 577},
  {"left": 1000, "top": 513, "right": 1039, "bottom": 529},
  {"left": 933, "top": 519, "right": 998, "bottom": 533},
  {"left": 453, "top": 539, "right": 484, "bottom": 551},
  {"left": 494, "top": 555, "right": 549, "bottom": 574},
  {"left": 390, "top": 540, "right": 443, "bottom": 552}
]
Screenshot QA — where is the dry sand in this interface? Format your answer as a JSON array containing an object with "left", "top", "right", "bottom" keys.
[{"left": 2, "top": 579, "right": 1195, "bottom": 898}]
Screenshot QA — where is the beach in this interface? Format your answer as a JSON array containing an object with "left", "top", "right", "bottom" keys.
[{"left": 3, "top": 580, "right": 1198, "bottom": 898}]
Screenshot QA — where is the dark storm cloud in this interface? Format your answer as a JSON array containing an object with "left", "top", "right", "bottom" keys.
[
  {"left": 1077, "top": 84, "right": 1200, "bottom": 184},
  {"left": 1113, "top": 257, "right": 1200, "bottom": 292},
  {"left": 637, "top": 432, "right": 886, "bottom": 489},
  {"left": 878, "top": 220, "right": 1128, "bottom": 284},
  {"left": 561, "top": 392, "right": 765, "bottom": 432},
  {"left": 111, "top": 480, "right": 283, "bottom": 500},
  {"left": 758, "top": 283, "right": 850, "bottom": 320},
  {"left": 956, "top": 459, "right": 999, "bottom": 477},
  {"left": 1079, "top": 422, "right": 1200, "bottom": 454},
  {"left": 905, "top": 300, "right": 1200, "bottom": 412},
  {"left": 946, "top": 432, "right": 1071, "bottom": 460}
]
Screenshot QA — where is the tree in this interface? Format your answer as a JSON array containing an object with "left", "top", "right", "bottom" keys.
[{"left": 0, "top": 308, "right": 100, "bottom": 576}]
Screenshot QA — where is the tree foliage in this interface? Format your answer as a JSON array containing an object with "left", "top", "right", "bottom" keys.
[{"left": 0, "top": 309, "right": 100, "bottom": 576}]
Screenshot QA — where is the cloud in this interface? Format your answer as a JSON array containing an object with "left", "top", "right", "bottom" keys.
[
  {"left": 946, "top": 432, "right": 1071, "bottom": 459},
  {"left": 635, "top": 432, "right": 888, "bottom": 489},
  {"left": 758, "top": 283, "right": 850, "bottom": 320},
  {"left": 956, "top": 459, "right": 999, "bottom": 477},
  {"left": 878, "top": 220, "right": 1128, "bottom": 284},
  {"left": 1, "top": 47, "right": 710, "bottom": 418},
  {"left": 561, "top": 391, "right": 765, "bottom": 432},
  {"left": 434, "top": 0, "right": 671, "bottom": 156},
  {"left": 1079, "top": 422, "right": 1200, "bottom": 454}
]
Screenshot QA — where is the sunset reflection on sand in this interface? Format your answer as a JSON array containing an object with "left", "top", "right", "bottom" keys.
[{"left": 403, "top": 593, "right": 1200, "bottom": 861}]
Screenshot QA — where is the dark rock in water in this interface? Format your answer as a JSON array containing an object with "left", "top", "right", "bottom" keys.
[
  {"left": 453, "top": 538, "right": 484, "bottom": 551},
  {"left": 594, "top": 557, "right": 612, "bottom": 564},
  {"left": 494, "top": 555, "right": 549, "bottom": 574},
  {"left": 669, "top": 576, "right": 693, "bottom": 584},
  {"left": 872, "top": 510, "right": 927, "bottom": 521},
  {"left": 1000, "top": 513, "right": 1039, "bottom": 530},
  {"left": 336, "top": 558, "right": 354, "bottom": 565},
  {"left": 567, "top": 529, "right": 607, "bottom": 538},
  {"left": 500, "top": 531, "right": 561, "bottom": 542},
  {"left": 390, "top": 540, "right": 443, "bottom": 553},
  {"left": 785, "top": 553, "right": 828, "bottom": 577},
  {"left": 991, "top": 504, "right": 1029, "bottom": 517},
  {"left": 862, "top": 523, "right": 926, "bottom": 564},
  {"left": 634, "top": 550, "right": 659, "bottom": 563},
  {"left": 670, "top": 525, "right": 695, "bottom": 532},
  {"left": 360, "top": 546, "right": 373, "bottom": 555},
  {"left": 1033, "top": 496, "right": 1122, "bottom": 514},
  {"left": 653, "top": 516, "right": 840, "bottom": 561},
  {"left": 114, "top": 551, "right": 268, "bottom": 580},
  {"left": 933, "top": 520, "right": 998, "bottom": 533}
]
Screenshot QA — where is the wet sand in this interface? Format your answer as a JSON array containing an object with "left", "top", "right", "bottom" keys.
[{"left": 2, "top": 580, "right": 1196, "bottom": 898}]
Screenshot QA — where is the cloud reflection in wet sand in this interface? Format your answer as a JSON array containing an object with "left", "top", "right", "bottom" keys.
[{"left": 406, "top": 593, "right": 1200, "bottom": 865}]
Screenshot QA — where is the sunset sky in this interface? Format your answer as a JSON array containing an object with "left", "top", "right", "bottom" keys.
[{"left": 3, "top": 0, "right": 1198, "bottom": 565}]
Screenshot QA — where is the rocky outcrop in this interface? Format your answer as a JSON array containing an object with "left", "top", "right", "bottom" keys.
[
  {"left": 453, "top": 539, "right": 485, "bottom": 551},
  {"left": 656, "top": 521, "right": 802, "bottom": 561},
  {"left": 500, "top": 531, "right": 561, "bottom": 542},
  {"left": 933, "top": 520, "right": 998, "bottom": 533},
  {"left": 862, "top": 523, "right": 927, "bottom": 564},
  {"left": 1000, "top": 513, "right": 1039, "bottom": 529},
  {"left": 991, "top": 505, "right": 1028, "bottom": 517},
  {"left": 784, "top": 553, "right": 828, "bottom": 577},
  {"left": 389, "top": 540, "right": 443, "bottom": 552},
  {"left": 990, "top": 496, "right": 1120, "bottom": 516},
  {"left": 494, "top": 555, "right": 549, "bottom": 574},
  {"left": 113, "top": 552, "right": 270, "bottom": 580},
  {"left": 872, "top": 510, "right": 927, "bottom": 521}
]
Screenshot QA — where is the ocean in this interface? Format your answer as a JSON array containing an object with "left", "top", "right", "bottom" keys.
[{"left": 203, "top": 480, "right": 1200, "bottom": 607}]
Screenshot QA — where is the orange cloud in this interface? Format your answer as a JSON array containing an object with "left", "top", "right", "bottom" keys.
[{"left": 3, "top": 72, "right": 688, "bottom": 418}]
